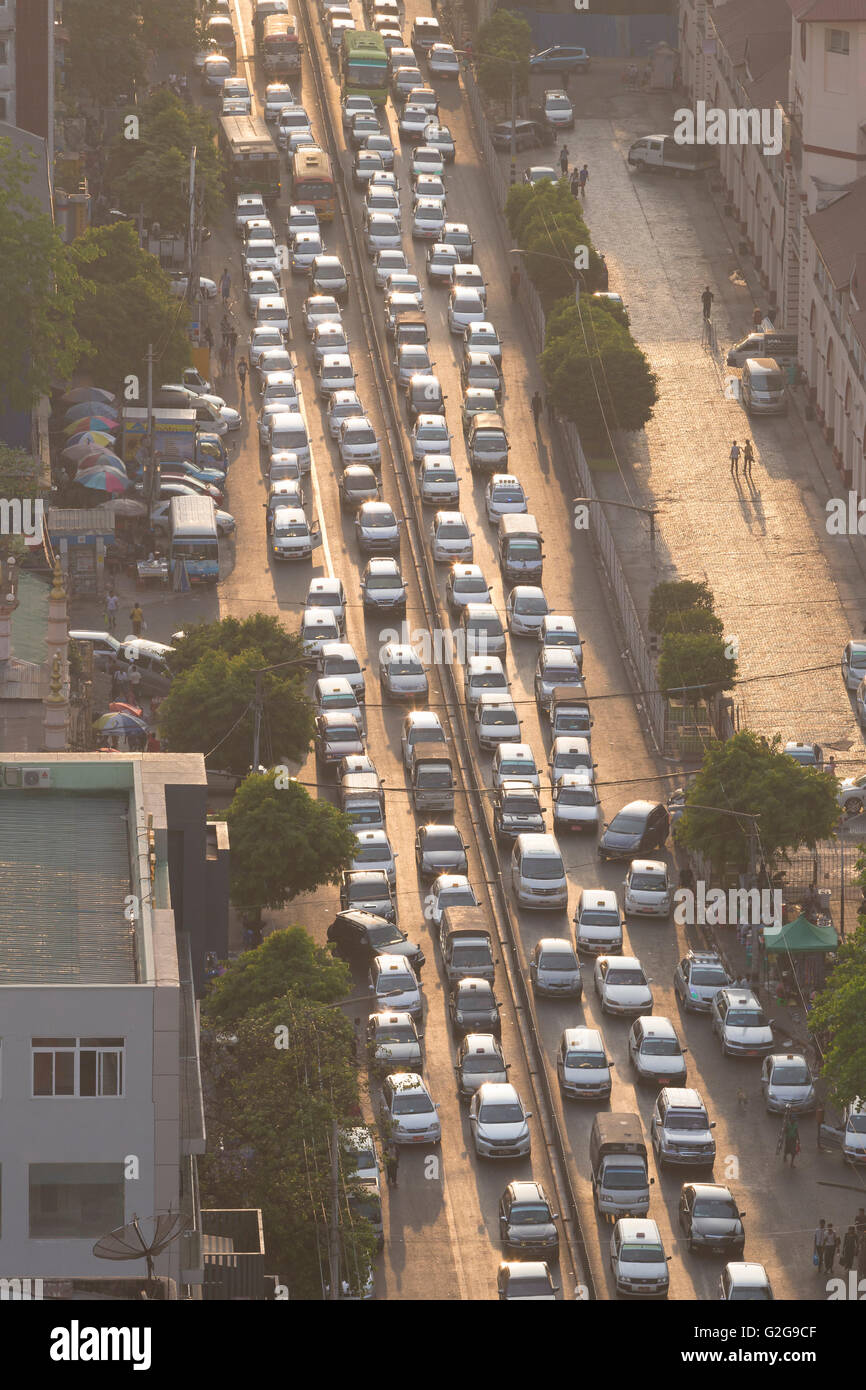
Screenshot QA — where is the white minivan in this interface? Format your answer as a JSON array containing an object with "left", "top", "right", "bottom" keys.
[{"left": 511, "top": 832, "right": 567, "bottom": 911}]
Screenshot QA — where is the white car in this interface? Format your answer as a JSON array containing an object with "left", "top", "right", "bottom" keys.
[
  {"left": 340, "top": 416, "right": 381, "bottom": 467},
  {"left": 306, "top": 577, "right": 347, "bottom": 634},
  {"left": 317, "top": 353, "right": 356, "bottom": 396},
  {"left": 264, "top": 83, "right": 296, "bottom": 124},
  {"left": 448, "top": 287, "right": 486, "bottom": 334},
  {"left": 446, "top": 563, "right": 491, "bottom": 612},
  {"left": 374, "top": 248, "right": 409, "bottom": 288},
  {"left": 464, "top": 321, "right": 502, "bottom": 364},
  {"left": 451, "top": 263, "right": 486, "bottom": 304},
  {"left": 552, "top": 771, "right": 601, "bottom": 834},
  {"left": 474, "top": 694, "right": 520, "bottom": 750},
  {"left": 246, "top": 270, "right": 280, "bottom": 315},
  {"left": 610, "top": 1219, "right": 670, "bottom": 1299},
  {"left": 361, "top": 556, "right": 406, "bottom": 614},
  {"left": 287, "top": 204, "right": 320, "bottom": 239},
  {"left": 365, "top": 211, "right": 402, "bottom": 255},
  {"left": 463, "top": 654, "right": 508, "bottom": 709},
  {"left": 427, "top": 42, "right": 460, "bottom": 78},
  {"left": 424, "top": 123, "right": 456, "bottom": 161},
  {"left": 492, "top": 743, "right": 539, "bottom": 789},
  {"left": 430, "top": 510, "right": 473, "bottom": 563},
  {"left": 311, "top": 320, "right": 350, "bottom": 365},
  {"left": 543, "top": 88, "right": 575, "bottom": 129},
  {"left": 385, "top": 270, "right": 424, "bottom": 306},
  {"left": 469, "top": 1082, "right": 531, "bottom": 1159},
  {"left": 425, "top": 873, "right": 478, "bottom": 926},
  {"left": 486, "top": 475, "right": 528, "bottom": 523},
  {"left": 548, "top": 735, "right": 594, "bottom": 784},
  {"left": 235, "top": 193, "right": 267, "bottom": 234},
  {"left": 842, "top": 640, "right": 866, "bottom": 690},
  {"left": 535, "top": 648, "right": 583, "bottom": 708},
  {"left": 400, "top": 103, "right": 433, "bottom": 140},
  {"left": 257, "top": 349, "right": 294, "bottom": 381},
  {"left": 623, "top": 860, "right": 672, "bottom": 917},
  {"left": 352, "top": 828, "right": 398, "bottom": 884},
  {"left": 302, "top": 294, "right": 341, "bottom": 336},
  {"left": 628, "top": 1016, "right": 688, "bottom": 1086},
  {"left": 380, "top": 642, "right": 428, "bottom": 700},
  {"left": 506, "top": 585, "right": 549, "bottom": 636},
  {"left": 539, "top": 614, "right": 583, "bottom": 664},
  {"left": 342, "top": 93, "right": 375, "bottom": 130},
  {"left": 370, "top": 955, "right": 421, "bottom": 1020},
  {"left": 418, "top": 454, "right": 459, "bottom": 505},
  {"left": 379, "top": 1072, "right": 441, "bottom": 1145},
  {"left": 319, "top": 640, "right": 366, "bottom": 703},
  {"left": 412, "top": 198, "right": 446, "bottom": 240},
  {"left": 401, "top": 710, "right": 447, "bottom": 770},
  {"left": 328, "top": 389, "right": 365, "bottom": 438},
  {"left": 365, "top": 187, "right": 402, "bottom": 224},
  {"left": 410, "top": 415, "right": 451, "bottom": 460},
  {"left": 413, "top": 172, "right": 446, "bottom": 203},
  {"left": 594, "top": 955, "right": 654, "bottom": 1017},
  {"left": 290, "top": 230, "right": 325, "bottom": 273},
  {"left": 277, "top": 106, "right": 312, "bottom": 149},
  {"left": 761, "top": 1052, "right": 816, "bottom": 1113},
  {"left": 394, "top": 343, "right": 433, "bottom": 389},
  {"left": 412, "top": 144, "right": 445, "bottom": 177},
  {"left": 300, "top": 605, "right": 341, "bottom": 654}
]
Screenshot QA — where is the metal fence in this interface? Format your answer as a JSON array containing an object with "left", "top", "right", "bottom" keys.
[
  {"left": 773, "top": 839, "right": 863, "bottom": 940},
  {"left": 463, "top": 62, "right": 667, "bottom": 753}
]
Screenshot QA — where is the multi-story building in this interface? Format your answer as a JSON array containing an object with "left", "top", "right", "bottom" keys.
[
  {"left": 0, "top": 752, "right": 230, "bottom": 1294},
  {"left": 0, "top": 0, "right": 55, "bottom": 166}
]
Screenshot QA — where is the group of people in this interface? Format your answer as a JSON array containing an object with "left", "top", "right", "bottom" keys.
[
  {"left": 558, "top": 147, "right": 589, "bottom": 196},
  {"left": 814, "top": 1210, "right": 866, "bottom": 1276},
  {"left": 729, "top": 438, "right": 756, "bottom": 480}
]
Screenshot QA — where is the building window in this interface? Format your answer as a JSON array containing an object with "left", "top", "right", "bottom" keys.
[
  {"left": 800, "top": 24, "right": 807, "bottom": 61},
  {"left": 32, "top": 1039, "right": 125, "bottom": 1098},
  {"left": 826, "top": 29, "right": 850, "bottom": 55},
  {"left": 29, "top": 1164, "right": 125, "bottom": 1239},
  {"left": 0, "top": 98, "right": 7, "bottom": 122},
  {"left": 0, "top": 41, "right": 7, "bottom": 65}
]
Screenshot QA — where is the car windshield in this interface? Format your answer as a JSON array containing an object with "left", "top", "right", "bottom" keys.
[
  {"left": 461, "top": 992, "right": 493, "bottom": 1012},
  {"left": 516, "top": 596, "right": 547, "bottom": 614},
  {"left": 605, "top": 1170, "right": 645, "bottom": 1190},
  {"left": 607, "top": 969, "right": 646, "bottom": 987},
  {"left": 610, "top": 813, "right": 647, "bottom": 833},
  {"left": 481, "top": 709, "right": 515, "bottom": 728},
  {"left": 509, "top": 1204, "right": 549, "bottom": 1225},
  {"left": 556, "top": 752, "right": 589, "bottom": 770},
  {"left": 620, "top": 1243, "right": 665, "bottom": 1264},
  {"left": 329, "top": 727, "right": 360, "bottom": 744},
  {"left": 727, "top": 1010, "right": 770, "bottom": 1028},
  {"left": 479, "top": 1103, "right": 523, "bottom": 1124},
  {"left": 426, "top": 468, "right": 454, "bottom": 483},
  {"left": 390, "top": 661, "right": 421, "bottom": 677},
  {"left": 439, "top": 522, "right": 468, "bottom": 538},
  {"left": 504, "top": 795, "right": 538, "bottom": 815},
  {"left": 418, "top": 767, "right": 451, "bottom": 787},
  {"left": 521, "top": 857, "right": 561, "bottom": 880},
  {"left": 772, "top": 1064, "right": 811, "bottom": 1086},
  {"left": 565, "top": 1052, "right": 606, "bottom": 1069},
  {"left": 691, "top": 966, "right": 728, "bottom": 985},
  {"left": 846, "top": 1115, "right": 866, "bottom": 1133},
  {"left": 579, "top": 911, "right": 618, "bottom": 928},
  {"left": 392, "top": 1092, "right": 433, "bottom": 1115},
  {"left": 560, "top": 787, "right": 596, "bottom": 806},
  {"left": 366, "top": 923, "right": 401, "bottom": 946},
  {"left": 630, "top": 873, "right": 667, "bottom": 892},
  {"left": 356, "top": 845, "right": 387, "bottom": 862},
  {"left": 440, "top": 888, "right": 474, "bottom": 907},
  {"left": 452, "top": 945, "right": 490, "bottom": 965},
  {"left": 366, "top": 573, "right": 400, "bottom": 590},
  {"left": 376, "top": 1025, "right": 415, "bottom": 1044},
  {"left": 665, "top": 1112, "right": 707, "bottom": 1131},
  {"left": 538, "top": 952, "right": 576, "bottom": 971},
  {"left": 366, "top": 512, "right": 394, "bottom": 528},
  {"left": 642, "top": 1038, "right": 680, "bottom": 1056},
  {"left": 463, "top": 1054, "right": 502, "bottom": 1074},
  {"left": 378, "top": 973, "right": 414, "bottom": 995},
  {"left": 347, "top": 427, "right": 376, "bottom": 445},
  {"left": 693, "top": 1196, "right": 739, "bottom": 1219},
  {"left": 425, "top": 830, "right": 460, "bottom": 849},
  {"left": 476, "top": 433, "right": 506, "bottom": 450}
]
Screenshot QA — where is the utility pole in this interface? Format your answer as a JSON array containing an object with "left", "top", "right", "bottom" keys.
[
  {"left": 145, "top": 342, "right": 157, "bottom": 510},
  {"left": 186, "top": 145, "right": 202, "bottom": 346},
  {"left": 574, "top": 245, "right": 582, "bottom": 306},
  {"left": 252, "top": 669, "right": 264, "bottom": 770},
  {"left": 328, "top": 1119, "right": 341, "bottom": 1300},
  {"left": 509, "top": 65, "right": 517, "bottom": 187}
]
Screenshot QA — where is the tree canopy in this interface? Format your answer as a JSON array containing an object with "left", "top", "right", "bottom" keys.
[
  {"left": 541, "top": 299, "right": 658, "bottom": 444},
  {"left": 505, "top": 181, "right": 607, "bottom": 306},
  {"left": 225, "top": 773, "right": 357, "bottom": 919},
  {"left": 106, "top": 88, "right": 225, "bottom": 232},
  {"left": 809, "top": 903, "right": 866, "bottom": 1108},
  {"left": 0, "top": 139, "right": 82, "bottom": 410},
  {"left": 658, "top": 631, "right": 736, "bottom": 697},
  {"left": 678, "top": 731, "right": 840, "bottom": 874},
  {"left": 64, "top": 0, "right": 145, "bottom": 105},
  {"left": 477, "top": 11, "right": 532, "bottom": 104},
  {"left": 649, "top": 579, "right": 715, "bottom": 633},
  {"left": 65, "top": 222, "right": 190, "bottom": 392},
  {"left": 203, "top": 927, "right": 351, "bottom": 1031},
  {"left": 170, "top": 613, "right": 307, "bottom": 679}
]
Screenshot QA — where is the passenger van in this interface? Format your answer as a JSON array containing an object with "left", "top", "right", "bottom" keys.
[
  {"left": 511, "top": 832, "right": 567, "bottom": 910},
  {"left": 412, "top": 15, "right": 442, "bottom": 52},
  {"left": 339, "top": 771, "right": 386, "bottom": 829},
  {"left": 740, "top": 357, "right": 788, "bottom": 415},
  {"left": 205, "top": 15, "right": 237, "bottom": 60},
  {"left": 266, "top": 410, "right": 311, "bottom": 469},
  {"left": 726, "top": 331, "right": 797, "bottom": 369},
  {"left": 498, "top": 513, "right": 543, "bottom": 584}
]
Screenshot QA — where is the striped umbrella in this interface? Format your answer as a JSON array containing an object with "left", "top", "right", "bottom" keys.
[
  {"left": 63, "top": 401, "right": 119, "bottom": 426},
  {"left": 94, "top": 711, "right": 148, "bottom": 736},
  {"left": 61, "top": 386, "right": 117, "bottom": 406},
  {"left": 74, "top": 448, "right": 127, "bottom": 474},
  {"left": 65, "top": 430, "right": 115, "bottom": 450},
  {"left": 63, "top": 416, "right": 118, "bottom": 439},
  {"left": 76, "top": 465, "right": 131, "bottom": 494}
]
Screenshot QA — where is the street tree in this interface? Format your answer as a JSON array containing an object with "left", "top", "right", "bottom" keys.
[
  {"left": 658, "top": 631, "right": 736, "bottom": 697},
  {"left": 662, "top": 607, "right": 723, "bottom": 638},
  {"left": 106, "top": 89, "right": 225, "bottom": 231},
  {"left": 0, "top": 446, "right": 43, "bottom": 564},
  {"left": 170, "top": 613, "right": 305, "bottom": 678},
  {"left": 66, "top": 222, "right": 190, "bottom": 391},
  {"left": 137, "top": 0, "right": 198, "bottom": 50},
  {"left": 541, "top": 299, "right": 658, "bottom": 444},
  {"left": 506, "top": 181, "right": 606, "bottom": 304},
  {"left": 203, "top": 926, "right": 351, "bottom": 1030},
  {"left": 678, "top": 731, "right": 840, "bottom": 875},
  {"left": 809, "top": 906, "right": 866, "bottom": 1108},
  {"left": 649, "top": 579, "right": 715, "bottom": 633},
  {"left": 477, "top": 11, "right": 532, "bottom": 105},
  {"left": 157, "top": 649, "right": 315, "bottom": 777},
  {"left": 0, "top": 139, "right": 82, "bottom": 410},
  {"left": 64, "top": 0, "right": 145, "bottom": 104},
  {"left": 225, "top": 773, "right": 357, "bottom": 922}
]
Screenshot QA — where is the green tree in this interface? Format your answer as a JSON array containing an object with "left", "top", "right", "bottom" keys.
[
  {"left": 226, "top": 773, "right": 357, "bottom": 920},
  {"left": 106, "top": 89, "right": 225, "bottom": 231},
  {"left": 477, "top": 11, "right": 532, "bottom": 105},
  {"left": 663, "top": 608, "right": 724, "bottom": 638},
  {"left": 66, "top": 222, "right": 190, "bottom": 392},
  {"left": 64, "top": 0, "right": 145, "bottom": 104},
  {"left": 658, "top": 632, "right": 736, "bottom": 697},
  {"left": 0, "top": 446, "right": 43, "bottom": 563},
  {"left": 541, "top": 299, "right": 658, "bottom": 444},
  {"left": 203, "top": 927, "right": 351, "bottom": 1030},
  {"left": 678, "top": 731, "right": 840, "bottom": 874},
  {"left": 649, "top": 579, "right": 715, "bottom": 633},
  {"left": 137, "top": 0, "right": 198, "bottom": 50},
  {"left": 198, "top": 992, "right": 376, "bottom": 1298},
  {"left": 157, "top": 649, "right": 314, "bottom": 776},
  {"left": 809, "top": 908, "right": 866, "bottom": 1107},
  {"left": 0, "top": 139, "right": 83, "bottom": 410},
  {"left": 171, "top": 613, "right": 306, "bottom": 678},
  {"left": 506, "top": 181, "right": 606, "bottom": 304}
]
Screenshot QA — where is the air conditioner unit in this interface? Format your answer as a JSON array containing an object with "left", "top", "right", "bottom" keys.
[{"left": 22, "top": 768, "right": 52, "bottom": 788}]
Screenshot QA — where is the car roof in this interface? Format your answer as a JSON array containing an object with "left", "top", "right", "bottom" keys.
[
  {"left": 629, "top": 859, "right": 667, "bottom": 874},
  {"left": 476, "top": 1082, "right": 518, "bottom": 1102},
  {"left": 689, "top": 1182, "right": 732, "bottom": 1200},
  {"left": 603, "top": 955, "right": 641, "bottom": 969},
  {"left": 718, "top": 988, "right": 761, "bottom": 1006},
  {"left": 507, "top": 1180, "right": 545, "bottom": 1203},
  {"left": 562, "top": 1026, "right": 603, "bottom": 1048},
  {"left": 634, "top": 1015, "right": 676, "bottom": 1037},
  {"left": 660, "top": 1087, "right": 704, "bottom": 1109},
  {"left": 726, "top": 1262, "right": 769, "bottom": 1284},
  {"left": 616, "top": 1218, "right": 661, "bottom": 1240},
  {"left": 579, "top": 889, "right": 618, "bottom": 909}
]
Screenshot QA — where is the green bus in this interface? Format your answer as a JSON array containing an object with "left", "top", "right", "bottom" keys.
[
  {"left": 341, "top": 30, "right": 388, "bottom": 105},
  {"left": 218, "top": 114, "right": 281, "bottom": 204}
]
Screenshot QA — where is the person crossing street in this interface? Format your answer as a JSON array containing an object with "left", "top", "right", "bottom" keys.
[
  {"left": 559, "top": 145, "right": 569, "bottom": 176},
  {"left": 701, "top": 285, "right": 715, "bottom": 321},
  {"left": 742, "top": 439, "right": 754, "bottom": 480},
  {"left": 531, "top": 390, "right": 542, "bottom": 428},
  {"left": 729, "top": 440, "right": 741, "bottom": 477},
  {"left": 578, "top": 163, "right": 589, "bottom": 195},
  {"left": 237, "top": 356, "right": 248, "bottom": 394}
]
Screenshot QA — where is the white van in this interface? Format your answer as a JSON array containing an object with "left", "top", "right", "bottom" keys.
[
  {"left": 256, "top": 293, "right": 291, "bottom": 336},
  {"left": 741, "top": 357, "right": 787, "bottom": 415},
  {"left": 266, "top": 410, "right": 311, "bottom": 470},
  {"left": 574, "top": 888, "right": 624, "bottom": 955},
  {"left": 511, "top": 832, "right": 567, "bottom": 911},
  {"left": 726, "top": 331, "right": 797, "bottom": 369}
]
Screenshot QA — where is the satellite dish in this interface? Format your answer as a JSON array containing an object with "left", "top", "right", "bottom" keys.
[{"left": 92, "top": 1211, "right": 190, "bottom": 1288}]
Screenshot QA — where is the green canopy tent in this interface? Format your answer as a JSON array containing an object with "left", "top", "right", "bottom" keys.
[{"left": 761, "top": 913, "right": 839, "bottom": 1000}]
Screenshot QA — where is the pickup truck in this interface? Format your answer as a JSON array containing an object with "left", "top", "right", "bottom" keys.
[
  {"left": 590, "top": 1111, "right": 654, "bottom": 1218},
  {"left": 627, "top": 135, "right": 716, "bottom": 175}
]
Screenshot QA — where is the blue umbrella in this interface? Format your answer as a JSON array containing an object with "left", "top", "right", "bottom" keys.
[
  {"left": 63, "top": 401, "right": 119, "bottom": 426},
  {"left": 93, "top": 711, "right": 148, "bottom": 736}
]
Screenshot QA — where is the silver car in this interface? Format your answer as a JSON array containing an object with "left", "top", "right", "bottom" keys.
[
  {"left": 367, "top": 1012, "right": 422, "bottom": 1074},
  {"left": 455, "top": 1034, "right": 508, "bottom": 1099},
  {"left": 356, "top": 500, "right": 400, "bottom": 554},
  {"left": 380, "top": 642, "right": 428, "bottom": 700},
  {"left": 302, "top": 294, "right": 340, "bottom": 336},
  {"left": 352, "top": 828, "right": 398, "bottom": 884},
  {"left": 530, "top": 938, "right": 582, "bottom": 997},
  {"left": 760, "top": 1053, "right": 816, "bottom": 1113},
  {"left": 290, "top": 230, "right": 325, "bottom": 273},
  {"left": 374, "top": 248, "right": 410, "bottom": 288},
  {"left": 410, "top": 414, "right": 451, "bottom": 460},
  {"left": 430, "top": 510, "right": 473, "bottom": 563},
  {"left": 340, "top": 416, "right": 381, "bottom": 467},
  {"left": 506, "top": 586, "right": 549, "bottom": 636},
  {"left": 311, "top": 320, "right": 350, "bottom": 365},
  {"left": 418, "top": 454, "right": 460, "bottom": 505},
  {"left": 469, "top": 1082, "right": 531, "bottom": 1159},
  {"left": 328, "top": 389, "right": 365, "bottom": 438},
  {"left": 379, "top": 1072, "right": 441, "bottom": 1145}
]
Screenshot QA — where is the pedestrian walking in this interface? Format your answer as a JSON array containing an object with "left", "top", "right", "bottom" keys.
[
  {"left": 578, "top": 163, "right": 588, "bottom": 194},
  {"left": 531, "top": 390, "right": 542, "bottom": 428},
  {"left": 841, "top": 1225, "right": 857, "bottom": 1272},
  {"left": 219, "top": 267, "right": 231, "bottom": 305},
  {"left": 559, "top": 145, "right": 569, "bottom": 176},
  {"left": 752, "top": 306, "right": 764, "bottom": 329},
  {"left": 736, "top": 1087, "right": 748, "bottom": 1110},
  {"left": 219, "top": 342, "right": 229, "bottom": 376},
  {"left": 701, "top": 285, "right": 714, "bottom": 321},
  {"left": 826, "top": 755, "right": 836, "bottom": 778},
  {"left": 570, "top": 169, "right": 580, "bottom": 198},
  {"left": 742, "top": 439, "right": 754, "bottom": 479},
  {"left": 510, "top": 265, "right": 520, "bottom": 301},
  {"left": 237, "top": 356, "right": 248, "bottom": 393},
  {"left": 385, "top": 1143, "right": 399, "bottom": 1187},
  {"left": 855, "top": 1207, "right": 866, "bottom": 1236},
  {"left": 127, "top": 664, "right": 142, "bottom": 701},
  {"left": 729, "top": 440, "right": 741, "bottom": 477},
  {"left": 814, "top": 1218, "right": 828, "bottom": 1270},
  {"left": 105, "top": 589, "right": 119, "bottom": 634},
  {"left": 129, "top": 603, "right": 144, "bottom": 637},
  {"left": 203, "top": 323, "right": 214, "bottom": 350},
  {"left": 597, "top": 252, "right": 609, "bottom": 291},
  {"left": 229, "top": 327, "right": 238, "bottom": 363},
  {"left": 780, "top": 1109, "right": 800, "bottom": 1167},
  {"left": 823, "top": 1223, "right": 839, "bottom": 1273}
]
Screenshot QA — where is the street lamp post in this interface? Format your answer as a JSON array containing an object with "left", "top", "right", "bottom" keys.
[
  {"left": 572, "top": 495, "right": 659, "bottom": 550},
  {"left": 251, "top": 654, "right": 317, "bottom": 770}
]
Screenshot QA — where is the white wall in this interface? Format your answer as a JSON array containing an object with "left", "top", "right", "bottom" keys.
[{"left": 789, "top": 18, "right": 866, "bottom": 208}]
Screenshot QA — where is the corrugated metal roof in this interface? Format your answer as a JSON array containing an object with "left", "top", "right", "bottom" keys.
[{"left": 0, "top": 792, "right": 136, "bottom": 983}]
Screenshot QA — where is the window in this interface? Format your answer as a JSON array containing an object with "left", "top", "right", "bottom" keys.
[
  {"left": 826, "top": 29, "right": 850, "bottom": 55},
  {"left": 0, "top": 98, "right": 7, "bottom": 122},
  {"left": 29, "top": 1164, "right": 125, "bottom": 1239},
  {"left": 800, "top": 24, "right": 807, "bottom": 62},
  {"left": 32, "top": 1039, "right": 125, "bottom": 1097},
  {"left": 0, "top": 41, "right": 7, "bottom": 64}
]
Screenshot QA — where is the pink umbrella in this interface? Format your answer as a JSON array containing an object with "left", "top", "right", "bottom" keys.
[
  {"left": 76, "top": 465, "right": 131, "bottom": 494},
  {"left": 62, "top": 416, "right": 117, "bottom": 438}
]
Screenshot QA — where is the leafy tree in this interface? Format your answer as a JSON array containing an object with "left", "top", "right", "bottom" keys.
[
  {"left": 198, "top": 993, "right": 376, "bottom": 1299},
  {"left": 226, "top": 773, "right": 357, "bottom": 921},
  {"left": 477, "top": 11, "right": 532, "bottom": 105},
  {"left": 658, "top": 632, "right": 736, "bottom": 697},
  {"left": 203, "top": 927, "right": 351, "bottom": 1030},
  {"left": 137, "top": 0, "right": 198, "bottom": 50},
  {"left": 506, "top": 181, "right": 606, "bottom": 304},
  {"left": 157, "top": 649, "right": 315, "bottom": 776},
  {"left": 541, "top": 299, "right": 658, "bottom": 444},
  {"left": 0, "top": 446, "right": 43, "bottom": 563},
  {"left": 171, "top": 613, "right": 307, "bottom": 678},
  {"left": 65, "top": 222, "right": 190, "bottom": 391},
  {"left": 64, "top": 0, "right": 145, "bottom": 104},
  {"left": 678, "top": 731, "right": 840, "bottom": 875},
  {"left": 662, "top": 607, "right": 724, "bottom": 639},
  {"left": 649, "top": 579, "right": 715, "bottom": 633},
  {"left": 809, "top": 906, "right": 866, "bottom": 1107},
  {"left": 0, "top": 139, "right": 83, "bottom": 410},
  {"left": 106, "top": 89, "right": 225, "bottom": 231}
]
